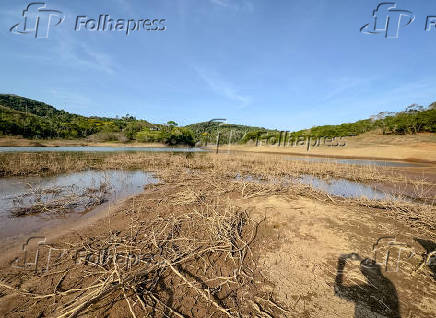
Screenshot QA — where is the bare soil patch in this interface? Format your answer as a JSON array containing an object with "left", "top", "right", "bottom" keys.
[
  {"left": 227, "top": 133, "right": 436, "bottom": 163},
  {"left": 0, "top": 152, "right": 434, "bottom": 317}
]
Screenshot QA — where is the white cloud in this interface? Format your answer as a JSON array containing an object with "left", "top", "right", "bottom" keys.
[
  {"left": 195, "top": 67, "right": 251, "bottom": 108},
  {"left": 54, "top": 35, "right": 116, "bottom": 75},
  {"left": 210, "top": 0, "right": 254, "bottom": 12},
  {"left": 111, "top": 0, "right": 136, "bottom": 16},
  {"left": 3, "top": 2, "right": 117, "bottom": 76},
  {"left": 321, "top": 76, "right": 375, "bottom": 102},
  {"left": 211, "top": 0, "right": 230, "bottom": 7},
  {"left": 46, "top": 89, "right": 93, "bottom": 113}
]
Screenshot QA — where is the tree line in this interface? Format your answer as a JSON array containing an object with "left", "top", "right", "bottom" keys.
[
  {"left": 241, "top": 103, "right": 436, "bottom": 145},
  {"left": 0, "top": 94, "right": 434, "bottom": 146}
]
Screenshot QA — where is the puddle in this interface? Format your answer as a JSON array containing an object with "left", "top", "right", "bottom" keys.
[
  {"left": 0, "top": 146, "right": 205, "bottom": 153},
  {"left": 235, "top": 174, "right": 392, "bottom": 200},
  {"left": 285, "top": 156, "right": 423, "bottom": 167},
  {"left": 0, "top": 170, "right": 159, "bottom": 241},
  {"left": 297, "top": 175, "right": 391, "bottom": 200}
]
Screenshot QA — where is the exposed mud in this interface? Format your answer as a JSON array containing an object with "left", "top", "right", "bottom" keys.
[{"left": 0, "top": 152, "right": 434, "bottom": 317}]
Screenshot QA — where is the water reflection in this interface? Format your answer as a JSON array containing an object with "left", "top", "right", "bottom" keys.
[
  {"left": 298, "top": 175, "right": 391, "bottom": 200},
  {"left": 235, "top": 174, "right": 392, "bottom": 200},
  {"left": 0, "top": 170, "right": 159, "bottom": 240}
]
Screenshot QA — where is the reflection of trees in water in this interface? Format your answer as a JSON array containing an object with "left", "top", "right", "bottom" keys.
[{"left": 334, "top": 253, "right": 401, "bottom": 318}]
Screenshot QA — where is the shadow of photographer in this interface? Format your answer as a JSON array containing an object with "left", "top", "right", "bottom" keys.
[{"left": 334, "top": 253, "right": 401, "bottom": 318}]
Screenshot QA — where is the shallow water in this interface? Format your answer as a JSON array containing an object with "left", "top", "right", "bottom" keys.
[
  {"left": 0, "top": 146, "right": 205, "bottom": 153},
  {"left": 0, "top": 170, "right": 159, "bottom": 240},
  {"left": 285, "top": 156, "right": 422, "bottom": 167},
  {"left": 297, "top": 175, "right": 391, "bottom": 200},
  {"left": 235, "top": 174, "right": 392, "bottom": 200}
]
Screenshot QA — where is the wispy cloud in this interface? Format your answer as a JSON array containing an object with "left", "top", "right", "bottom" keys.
[
  {"left": 6, "top": 41, "right": 116, "bottom": 77},
  {"left": 4, "top": 2, "right": 117, "bottom": 76},
  {"left": 111, "top": 0, "right": 136, "bottom": 16},
  {"left": 195, "top": 67, "right": 251, "bottom": 108},
  {"left": 210, "top": 0, "right": 254, "bottom": 12},
  {"left": 46, "top": 88, "right": 93, "bottom": 113},
  {"left": 58, "top": 6, "right": 117, "bottom": 75},
  {"left": 210, "top": 0, "right": 230, "bottom": 7},
  {"left": 48, "top": 28, "right": 117, "bottom": 75},
  {"left": 321, "top": 76, "right": 375, "bottom": 102},
  {"left": 63, "top": 41, "right": 116, "bottom": 75}
]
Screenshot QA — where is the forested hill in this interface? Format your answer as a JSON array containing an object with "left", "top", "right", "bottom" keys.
[
  {"left": 0, "top": 94, "right": 74, "bottom": 118},
  {"left": 299, "top": 103, "right": 436, "bottom": 137},
  {"left": 0, "top": 94, "right": 153, "bottom": 139},
  {"left": 239, "top": 103, "right": 436, "bottom": 144},
  {"left": 185, "top": 121, "right": 265, "bottom": 144},
  {"left": 0, "top": 94, "right": 435, "bottom": 145}
]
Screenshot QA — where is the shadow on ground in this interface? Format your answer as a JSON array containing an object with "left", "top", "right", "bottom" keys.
[{"left": 334, "top": 253, "right": 401, "bottom": 318}]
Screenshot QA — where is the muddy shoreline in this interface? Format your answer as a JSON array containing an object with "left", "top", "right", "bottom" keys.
[
  {"left": 226, "top": 148, "right": 436, "bottom": 164},
  {"left": 0, "top": 152, "right": 434, "bottom": 317}
]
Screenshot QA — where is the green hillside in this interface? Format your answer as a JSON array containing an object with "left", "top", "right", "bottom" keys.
[
  {"left": 0, "top": 94, "right": 435, "bottom": 146},
  {"left": 0, "top": 94, "right": 152, "bottom": 140},
  {"left": 185, "top": 121, "right": 266, "bottom": 145},
  {"left": 241, "top": 103, "right": 436, "bottom": 145},
  {"left": 0, "top": 95, "right": 195, "bottom": 145}
]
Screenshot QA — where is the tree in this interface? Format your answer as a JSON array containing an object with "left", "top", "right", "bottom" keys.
[
  {"left": 405, "top": 104, "right": 424, "bottom": 113},
  {"left": 123, "top": 121, "right": 150, "bottom": 140}
]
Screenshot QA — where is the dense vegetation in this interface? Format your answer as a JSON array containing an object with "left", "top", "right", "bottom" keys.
[
  {"left": 303, "top": 103, "right": 436, "bottom": 137},
  {"left": 0, "top": 94, "right": 148, "bottom": 139},
  {"left": 136, "top": 122, "right": 195, "bottom": 146},
  {"left": 186, "top": 121, "right": 265, "bottom": 145},
  {"left": 241, "top": 103, "right": 436, "bottom": 144},
  {"left": 0, "top": 95, "right": 195, "bottom": 145},
  {"left": 0, "top": 94, "right": 435, "bottom": 146}
]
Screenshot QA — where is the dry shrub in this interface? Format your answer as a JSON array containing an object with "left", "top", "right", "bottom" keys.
[
  {"left": 1, "top": 151, "right": 434, "bottom": 317},
  {"left": 10, "top": 182, "right": 110, "bottom": 217},
  {"left": 0, "top": 199, "right": 288, "bottom": 317},
  {"left": 0, "top": 152, "right": 103, "bottom": 177},
  {"left": 1, "top": 151, "right": 432, "bottom": 189}
]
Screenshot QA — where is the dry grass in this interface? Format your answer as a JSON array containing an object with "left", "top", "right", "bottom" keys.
[
  {"left": 10, "top": 182, "right": 110, "bottom": 217},
  {"left": 0, "top": 151, "right": 418, "bottom": 181},
  {"left": 0, "top": 151, "right": 435, "bottom": 317},
  {"left": 0, "top": 171, "right": 291, "bottom": 317},
  {"left": 0, "top": 152, "right": 105, "bottom": 177},
  {"left": 227, "top": 132, "right": 436, "bottom": 162},
  {"left": 0, "top": 136, "right": 167, "bottom": 148},
  {"left": 1, "top": 151, "right": 434, "bottom": 202}
]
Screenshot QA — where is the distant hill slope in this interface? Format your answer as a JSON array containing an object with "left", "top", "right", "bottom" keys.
[
  {"left": 0, "top": 94, "right": 73, "bottom": 119},
  {"left": 0, "top": 94, "right": 434, "bottom": 143},
  {"left": 0, "top": 94, "right": 153, "bottom": 139},
  {"left": 185, "top": 121, "right": 267, "bottom": 144},
  {"left": 296, "top": 103, "right": 436, "bottom": 137}
]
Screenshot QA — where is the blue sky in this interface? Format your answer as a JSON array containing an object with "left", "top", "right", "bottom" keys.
[{"left": 1, "top": 0, "right": 435, "bottom": 130}]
